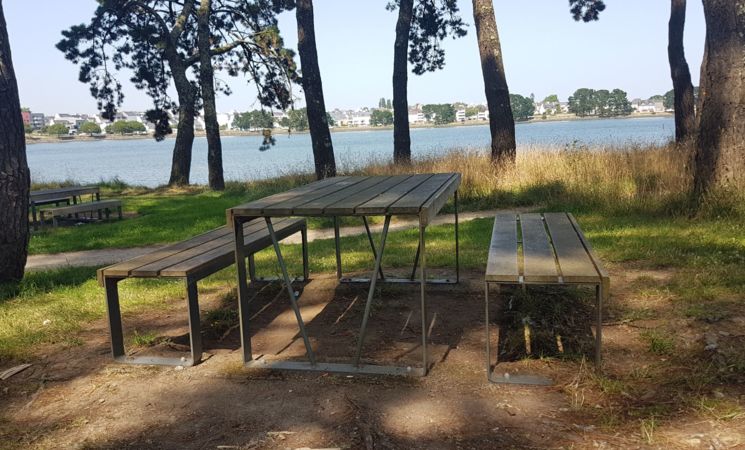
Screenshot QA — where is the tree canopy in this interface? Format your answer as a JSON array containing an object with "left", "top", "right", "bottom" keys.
[
  {"left": 45, "top": 123, "right": 69, "bottom": 136},
  {"left": 106, "top": 120, "right": 147, "bottom": 134},
  {"left": 79, "top": 121, "right": 102, "bottom": 135},
  {"left": 422, "top": 103, "right": 456, "bottom": 124},
  {"left": 370, "top": 109, "right": 394, "bottom": 126},
  {"left": 568, "top": 88, "right": 631, "bottom": 117},
  {"left": 509, "top": 94, "right": 535, "bottom": 121},
  {"left": 232, "top": 110, "right": 274, "bottom": 130}
]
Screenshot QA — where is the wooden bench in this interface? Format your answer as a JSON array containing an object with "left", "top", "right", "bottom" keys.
[
  {"left": 485, "top": 212, "right": 610, "bottom": 385},
  {"left": 40, "top": 199, "right": 122, "bottom": 227},
  {"left": 30, "top": 186, "right": 100, "bottom": 229},
  {"left": 97, "top": 217, "right": 308, "bottom": 367}
]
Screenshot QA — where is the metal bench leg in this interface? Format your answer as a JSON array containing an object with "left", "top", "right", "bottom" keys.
[
  {"left": 595, "top": 284, "right": 603, "bottom": 369},
  {"left": 52, "top": 214, "right": 59, "bottom": 228},
  {"left": 455, "top": 190, "right": 460, "bottom": 283},
  {"left": 31, "top": 202, "right": 38, "bottom": 230},
  {"left": 104, "top": 277, "right": 126, "bottom": 360},
  {"left": 334, "top": 216, "right": 342, "bottom": 279},
  {"left": 104, "top": 208, "right": 110, "bottom": 221},
  {"left": 185, "top": 279, "right": 203, "bottom": 365},
  {"left": 117, "top": 205, "right": 122, "bottom": 220},
  {"left": 301, "top": 225, "right": 309, "bottom": 281}
]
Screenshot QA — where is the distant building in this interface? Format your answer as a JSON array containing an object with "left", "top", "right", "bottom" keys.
[
  {"left": 21, "top": 111, "right": 31, "bottom": 125},
  {"left": 632, "top": 99, "right": 664, "bottom": 113},
  {"left": 30, "top": 113, "right": 45, "bottom": 130},
  {"left": 455, "top": 109, "right": 466, "bottom": 122},
  {"left": 349, "top": 110, "right": 371, "bottom": 127},
  {"left": 408, "top": 106, "right": 425, "bottom": 124}
]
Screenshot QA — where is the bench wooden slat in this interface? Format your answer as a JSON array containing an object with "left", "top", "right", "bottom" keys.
[
  {"left": 130, "top": 219, "right": 288, "bottom": 277},
  {"left": 354, "top": 174, "right": 432, "bottom": 215},
  {"left": 292, "top": 176, "right": 388, "bottom": 215},
  {"left": 520, "top": 214, "right": 559, "bottom": 283},
  {"left": 568, "top": 213, "right": 611, "bottom": 298},
  {"left": 160, "top": 218, "right": 302, "bottom": 277},
  {"left": 485, "top": 213, "right": 520, "bottom": 282},
  {"left": 263, "top": 176, "right": 370, "bottom": 215},
  {"left": 101, "top": 224, "right": 241, "bottom": 278},
  {"left": 543, "top": 213, "right": 601, "bottom": 283},
  {"left": 30, "top": 186, "right": 99, "bottom": 203},
  {"left": 388, "top": 173, "right": 454, "bottom": 215},
  {"left": 228, "top": 176, "right": 348, "bottom": 218},
  {"left": 45, "top": 200, "right": 120, "bottom": 216},
  {"left": 323, "top": 175, "right": 412, "bottom": 215}
]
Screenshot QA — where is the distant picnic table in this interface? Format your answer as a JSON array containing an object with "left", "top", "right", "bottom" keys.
[{"left": 30, "top": 186, "right": 100, "bottom": 228}]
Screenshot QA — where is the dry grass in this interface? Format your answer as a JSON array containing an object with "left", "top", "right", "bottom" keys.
[{"left": 353, "top": 143, "right": 697, "bottom": 215}]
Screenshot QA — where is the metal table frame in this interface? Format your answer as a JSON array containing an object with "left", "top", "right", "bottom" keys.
[{"left": 229, "top": 176, "right": 460, "bottom": 377}]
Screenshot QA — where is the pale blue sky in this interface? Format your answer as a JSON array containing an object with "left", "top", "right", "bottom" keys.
[{"left": 5, "top": 0, "right": 706, "bottom": 115}]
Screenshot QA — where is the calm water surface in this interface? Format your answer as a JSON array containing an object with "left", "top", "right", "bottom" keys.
[{"left": 27, "top": 116, "right": 674, "bottom": 187}]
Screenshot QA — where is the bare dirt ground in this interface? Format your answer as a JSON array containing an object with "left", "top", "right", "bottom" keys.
[{"left": 1, "top": 269, "right": 744, "bottom": 449}]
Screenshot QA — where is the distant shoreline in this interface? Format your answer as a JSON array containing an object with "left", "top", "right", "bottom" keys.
[{"left": 25, "top": 112, "right": 673, "bottom": 145}]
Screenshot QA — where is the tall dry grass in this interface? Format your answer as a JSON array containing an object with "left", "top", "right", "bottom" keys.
[{"left": 354, "top": 143, "right": 699, "bottom": 215}]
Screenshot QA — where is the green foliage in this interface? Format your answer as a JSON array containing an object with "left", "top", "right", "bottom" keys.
[
  {"left": 568, "top": 88, "right": 632, "bottom": 117},
  {"left": 78, "top": 121, "right": 101, "bottom": 135},
  {"left": 465, "top": 105, "right": 484, "bottom": 117},
  {"left": 326, "top": 112, "right": 335, "bottom": 127},
  {"left": 45, "top": 123, "right": 69, "bottom": 136},
  {"left": 370, "top": 109, "right": 394, "bottom": 126},
  {"left": 105, "top": 120, "right": 146, "bottom": 135},
  {"left": 509, "top": 93, "right": 535, "bottom": 121},
  {"left": 24, "top": 123, "right": 33, "bottom": 134},
  {"left": 663, "top": 89, "right": 674, "bottom": 110},
  {"left": 543, "top": 94, "right": 559, "bottom": 103},
  {"left": 285, "top": 108, "right": 309, "bottom": 131},
  {"left": 421, "top": 103, "right": 456, "bottom": 124},
  {"left": 232, "top": 110, "right": 274, "bottom": 131},
  {"left": 387, "top": 0, "right": 467, "bottom": 75}
]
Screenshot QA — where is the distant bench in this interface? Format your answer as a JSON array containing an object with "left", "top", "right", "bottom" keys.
[
  {"left": 39, "top": 199, "right": 122, "bottom": 228},
  {"left": 97, "top": 217, "right": 308, "bottom": 367},
  {"left": 485, "top": 212, "right": 609, "bottom": 385},
  {"left": 30, "top": 186, "right": 100, "bottom": 229}
]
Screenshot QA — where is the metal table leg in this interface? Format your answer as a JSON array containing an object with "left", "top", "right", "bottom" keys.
[
  {"left": 354, "top": 216, "right": 391, "bottom": 366},
  {"left": 234, "top": 218, "right": 254, "bottom": 363},
  {"left": 265, "top": 217, "right": 316, "bottom": 365},
  {"left": 362, "top": 216, "right": 385, "bottom": 280},
  {"left": 595, "top": 284, "right": 603, "bottom": 368},
  {"left": 419, "top": 219, "right": 429, "bottom": 374}
]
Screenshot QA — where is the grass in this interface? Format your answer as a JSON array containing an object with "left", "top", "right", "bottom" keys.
[{"left": 5, "top": 143, "right": 745, "bottom": 442}]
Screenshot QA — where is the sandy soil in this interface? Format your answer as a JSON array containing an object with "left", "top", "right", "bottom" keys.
[{"left": 1, "top": 269, "right": 743, "bottom": 449}]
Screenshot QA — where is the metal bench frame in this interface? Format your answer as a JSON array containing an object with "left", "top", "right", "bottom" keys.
[
  {"left": 485, "top": 213, "right": 610, "bottom": 385},
  {"left": 40, "top": 200, "right": 122, "bottom": 228},
  {"left": 98, "top": 219, "right": 308, "bottom": 367}
]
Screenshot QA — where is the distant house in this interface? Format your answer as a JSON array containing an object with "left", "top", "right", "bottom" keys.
[
  {"left": 477, "top": 110, "right": 489, "bottom": 121},
  {"left": 21, "top": 111, "right": 31, "bottom": 125},
  {"left": 216, "top": 112, "right": 236, "bottom": 130},
  {"left": 408, "top": 106, "right": 425, "bottom": 124},
  {"left": 114, "top": 111, "right": 152, "bottom": 132},
  {"left": 329, "top": 109, "right": 350, "bottom": 127},
  {"left": 632, "top": 99, "right": 664, "bottom": 113},
  {"left": 349, "top": 110, "right": 371, "bottom": 127},
  {"left": 53, "top": 113, "right": 92, "bottom": 132},
  {"left": 455, "top": 109, "right": 466, "bottom": 122}
]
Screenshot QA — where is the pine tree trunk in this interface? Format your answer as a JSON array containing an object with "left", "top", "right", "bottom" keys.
[
  {"left": 296, "top": 0, "right": 336, "bottom": 179},
  {"left": 692, "top": 0, "right": 745, "bottom": 203},
  {"left": 392, "top": 0, "right": 413, "bottom": 164},
  {"left": 472, "top": 0, "right": 515, "bottom": 163},
  {"left": 197, "top": 0, "right": 224, "bottom": 190},
  {"left": 668, "top": 0, "right": 696, "bottom": 142},
  {"left": 0, "top": 2, "right": 30, "bottom": 282},
  {"left": 166, "top": 49, "right": 195, "bottom": 186}
]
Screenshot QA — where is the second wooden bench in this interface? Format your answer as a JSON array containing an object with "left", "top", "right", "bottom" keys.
[{"left": 97, "top": 217, "right": 308, "bottom": 367}]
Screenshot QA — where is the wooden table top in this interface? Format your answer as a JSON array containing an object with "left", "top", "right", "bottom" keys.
[
  {"left": 228, "top": 173, "right": 461, "bottom": 225},
  {"left": 30, "top": 186, "right": 99, "bottom": 202}
]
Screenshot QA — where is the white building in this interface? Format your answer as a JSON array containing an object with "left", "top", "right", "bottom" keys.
[
  {"left": 455, "top": 109, "right": 466, "bottom": 122},
  {"left": 408, "top": 107, "right": 425, "bottom": 124}
]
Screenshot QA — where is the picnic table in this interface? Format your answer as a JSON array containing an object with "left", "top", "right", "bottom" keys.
[
  {"left": 30, "top": 186, "right": 100, "bottom": 228},
  {"left": 227, "top": 173, "right": 461, "bottom": 376}
]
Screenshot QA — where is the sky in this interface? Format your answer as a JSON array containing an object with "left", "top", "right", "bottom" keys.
[{"left": 4, "top": 0, "right": 706, "bottom": 116}]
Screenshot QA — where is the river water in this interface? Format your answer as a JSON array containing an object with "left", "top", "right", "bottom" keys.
[{"left": 27, "top": 116, "right": 674, "bottom": 187}]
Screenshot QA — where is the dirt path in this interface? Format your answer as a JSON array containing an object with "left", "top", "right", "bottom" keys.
[{"left": 25, "top": 210, "right": 500, "bottom": 271}]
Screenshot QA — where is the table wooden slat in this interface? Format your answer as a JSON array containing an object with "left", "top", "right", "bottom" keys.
[
  {"left": 354, "top": 174, "right": 434, "bottom": 215},
  {"left": 324, "top": 175, "right": 412, "bottom": 215},
  {"left": 387, "top": 173, "right": 453, "bottom": 215},
  {"left": 419, "top": 173, "right": 461, "bottom": 225},
  {"left": 229, "top": 176, "right": 348, "bottom": 217},
  {"left": 543, "top": 213, "right": 601, "bottom": 283},
  {"left": 262, "top": 177, "right": 369, "bottom": 215},
  {"left": 520, "top": 214, "right": 559, "bottom": 282},
  {"left": 485, "top": 213, "right": 520, "bottom": 282},
  {"left": 292, "top": 176, "right": 388, "bottom": 215},
  {"left": 30, "top": 186, "right": 99, "bottom": 202}
]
